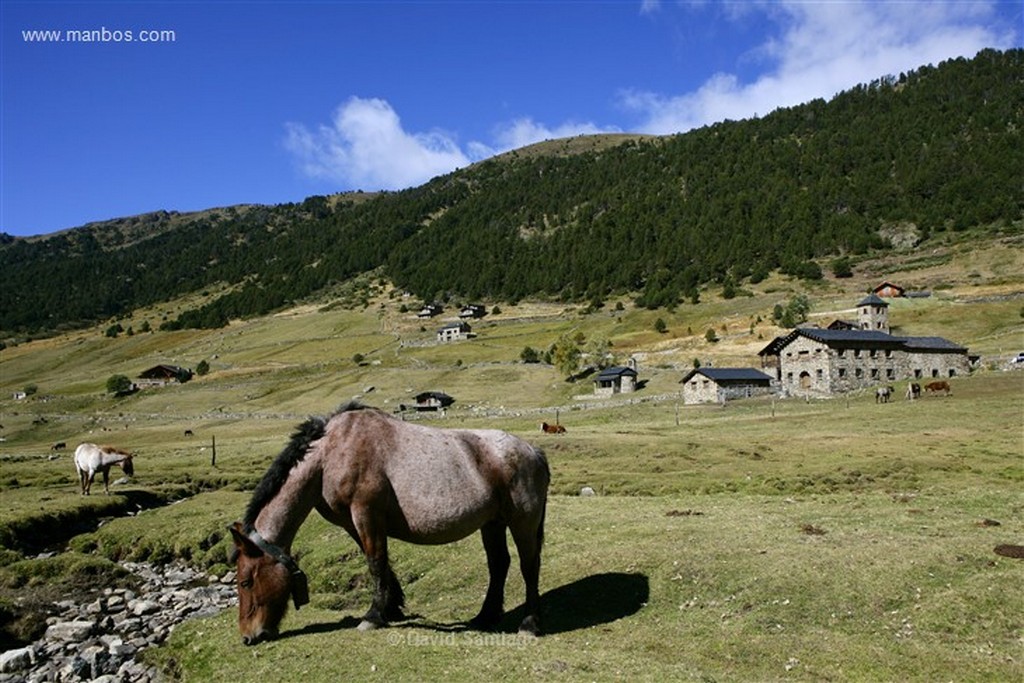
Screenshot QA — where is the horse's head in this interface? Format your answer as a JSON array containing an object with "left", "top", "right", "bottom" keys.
[
  {"left": 228, "top": 522, "right": 307, "bottom": 645},
  {"left": 121, "top": 454, "right": 135, "bottom": 477}
]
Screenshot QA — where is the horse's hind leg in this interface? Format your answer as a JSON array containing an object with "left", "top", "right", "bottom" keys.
[
  {"left": 510, "top": 509, "right": 545, "bottom": 635},
  {"left": 471, "top": 519, "right": 510, "bottom": 630}
]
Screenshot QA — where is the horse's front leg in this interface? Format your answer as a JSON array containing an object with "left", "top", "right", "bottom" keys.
[
  {"left": 351, "top": 511, "right": 405, "bottom": 630},
  {"left": 102, "top": 468, "right": 111, "bottom": 495}
]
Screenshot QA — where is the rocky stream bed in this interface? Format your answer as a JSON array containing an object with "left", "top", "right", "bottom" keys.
[{"left": 0, "top": 561, "right": 236, "bottom": 682}]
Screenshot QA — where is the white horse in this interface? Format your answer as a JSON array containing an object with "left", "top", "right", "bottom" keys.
[{"left": 74, "top": 443, "right": 134, "bottom": 495}]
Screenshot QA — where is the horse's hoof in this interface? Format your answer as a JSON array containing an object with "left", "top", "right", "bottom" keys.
[
  {"left": 357, "top": 619, "right": 382, "bottom": 632},
  {"left": 517, "top": 615, "right": 540, "bottom": 636}
]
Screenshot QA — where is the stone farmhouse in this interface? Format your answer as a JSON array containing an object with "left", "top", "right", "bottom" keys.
[
  {"left": 680, "top": 368, "right": 773, "bottom": 405},
  {"left": 593, "top": 359, "right": 639, "bottom": 397},
  {"left": 758, "top": 295, "right": 970, "bottom": 398},
  {"left": 437, "top": 321, "right": 472, "bottom": 343}
]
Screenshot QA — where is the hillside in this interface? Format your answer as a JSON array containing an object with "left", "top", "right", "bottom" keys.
[
  {"left": 0, "top": 208, "right": 1022, "bottom": 682},
  {"left": 1, "top": 49, "right": 1021, "bottom": 339}
]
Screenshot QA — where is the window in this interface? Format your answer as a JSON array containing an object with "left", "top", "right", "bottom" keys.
[
  {"left": 854, "top": 349, "right": 862, "bottom": 358},
  {"left": 885, "top": 350, "right": 892, "bottom": 358},
  {"left": 855, "top": 368, "right": 863, "bottom": 378},
  {"left": 871, "top": 369, "right": 879, "bottom": 378},
  {"left": 838, "top": 368, "right": 846, "bottom": 378},
  {"left": 886, "top": 369, "right": 895, "bottom": 379},
  {"left": 870, "top": 350, "right": 877, "bottom": 358}
]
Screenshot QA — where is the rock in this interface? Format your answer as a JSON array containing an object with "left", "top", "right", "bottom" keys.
[
  {"left": 44, "top": 620, "right": 94, "bottom": 641},
  {"left": 0, "top": 646, "right": 34, "bottom": 673},
  {"left": 580, "top": 486, "right": 596, "bottom": 496},
  {"left": 0, "top": 561, "right": 236, "bottom": 683}
]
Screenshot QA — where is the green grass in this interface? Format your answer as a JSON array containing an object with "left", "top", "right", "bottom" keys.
[{"left": 140, "top": 489, "right": 1023, "bottom": 682}]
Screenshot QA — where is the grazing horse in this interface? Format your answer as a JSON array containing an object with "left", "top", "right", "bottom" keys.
[
  {"left": 541, "top": 422, "right": 566, "bottom": 434},
  {"left": 906, "top": 382, "right": 922, "bottom": 400},
  {"left": 229, "top": 402, "right": 549, "bottom": 646},
  {"left": 875, "top": 386, "right": 893, "bottom": 404},
  {"left": 924, "top": 380, "right": 952, "bottom": 396},
  {"left": 74, "top": 443, "right": 134, "bottom": 495},
  {"left": 51, "top": 442, "right": 67, "bottom": 451}
]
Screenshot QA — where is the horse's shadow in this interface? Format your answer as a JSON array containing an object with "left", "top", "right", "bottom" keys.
[{"left": 284, "top": 572, "right": 649, "bottom": 639}]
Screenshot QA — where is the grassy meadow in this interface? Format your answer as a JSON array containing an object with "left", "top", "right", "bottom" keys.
[{"left": 1, "top": 230, "right": 1023, "bottom": 680}]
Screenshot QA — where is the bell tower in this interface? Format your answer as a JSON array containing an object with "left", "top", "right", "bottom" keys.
[{"left": 857, "top": 293, "right": 889, "bottom": 334}]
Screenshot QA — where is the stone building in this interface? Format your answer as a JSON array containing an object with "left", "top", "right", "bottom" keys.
[
  {"left": 437, "top": 321, "right": 472, "bottom": 342},
  {"left": 680, "top": 368, "right": 773, "bottom": 405},
  {"left": 594, "top": 358, "right": 639, "bottom": 397},
  {"left": 758, "top": 296, "right": 970, "bottom": 397}
]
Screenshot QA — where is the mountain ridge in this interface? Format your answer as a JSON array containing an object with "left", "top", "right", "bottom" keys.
[{"left": 1, "top": 48, "right": 1021, "bottom": 338}]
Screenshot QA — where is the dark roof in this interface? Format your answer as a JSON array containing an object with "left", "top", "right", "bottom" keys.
[
  {"left": 857, "top": 293, "right": 889, "bottom": 307},
  {"left": 759, "top": 328, "right": 967, "bottom": 356},
  {"left": 896, "top": 336, "right": 967, "bottom": 352},
  {"left": 596, "top": 366, "right": 638, "bottom": 380},
  {"left": 680, "top": 368, "right": 772, "bottom": 384},
  {"left": 138, "top": 364, "right": 190, "bottom": 379},
  {"left": 415, "top": 391, "right": 454, "bottom": 405},
  {"left": 873, "top": 281, "right": 905, "bottom": 294}
]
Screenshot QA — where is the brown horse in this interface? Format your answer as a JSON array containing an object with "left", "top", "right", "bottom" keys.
[
  {"left": 924, "top": 380, "right": 952, "bottom": 395},
  {"left": 229, "top": 402, "right": 549, "bottom": 645},
  {"left": 74, "top": 443, "right": 134, "bottom": 495},
  {"left": 541, "top": 422, "right": 566, "bottom": 434}
]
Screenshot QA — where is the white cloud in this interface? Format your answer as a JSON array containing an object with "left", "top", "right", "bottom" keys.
[
  {"left": 286, "top": 98, "right": 617, "bottom": 191},
  {"left": 625, "top": 1, "right": 1015, "bottom": 134},
  {"left": 284, "top": 97, "right": 471, "bottom": 190}
]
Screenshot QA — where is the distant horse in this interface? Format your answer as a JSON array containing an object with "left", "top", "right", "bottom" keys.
[
  {"left": 875, "top": 386, "right": 893, "bottom": 404},
  {"left": 541, "top": 422, "right": 566, "bottom": 434},
  {"left": 74, "top": 443, "right": 135, "bottom": 495},
  {"left": 229, "top": 402, "right": 549, "bottom": 645},
  {"left": 51, "top": 442, "right": 67, "bottom": 451},
  {"left": 184, "top": 429, "right": 194, "bottom": 437},
  {"left": 924, "top": 380, "right": 952, "bottom": 396},
  {"left": 905, "top": 382, "right": 921, "bottom": 400}
]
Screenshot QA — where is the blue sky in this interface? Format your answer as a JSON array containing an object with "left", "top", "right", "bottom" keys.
[{"left": 2, "top": 1, "right": 1020, "bottom": 237}]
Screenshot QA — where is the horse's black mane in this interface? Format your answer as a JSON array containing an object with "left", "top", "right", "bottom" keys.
[{"left": 243, "top": 402, "right": 369, "bottom": 526}]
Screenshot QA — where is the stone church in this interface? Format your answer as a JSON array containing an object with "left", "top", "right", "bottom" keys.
[{"left": 758, "top": 294, "right": 970, "bottom": 397}]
